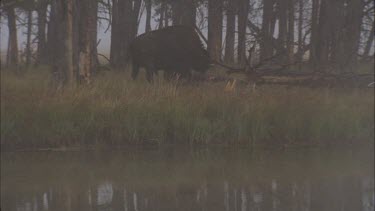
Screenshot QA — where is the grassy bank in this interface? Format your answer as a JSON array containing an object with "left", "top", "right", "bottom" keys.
[{"left": 1, "top": 68, "right": 374, "bottom": 150}]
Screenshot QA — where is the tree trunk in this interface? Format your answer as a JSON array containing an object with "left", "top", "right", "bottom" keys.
[
  {"left": 110, "top": 0, "right": 131, "bottom": 68},
  {"left": 172, "top": 0, "right": 196, "bottom": 26},
  {"left": 78, "top": 0, "right": 98, "bottom": 84},
  {"left": 309, "top": 0, "right": 319, "bottom": 68},
  {"left": 316, "top": 0, "right": 330, "bottom": 70},
  {"left": 36, "top": 0, "right": 48, "bottom": 65},
  {"left": 343, "top": 0, "right": 364, "bottom": 71},
  {"left": 260, "top": 0, "right": 274, "bottom": 61},
  {"left": 159, "top": 1, "right": 165, "bottom": 29},
  {"left": 164, "top": 4, "right": 170, "bottom": 27},
  {"left": 287, "top": 0, "right": 295, "bottom": 65},
  {"left": 65, "top": 0, "right": 75, "bottom": 86},
  {"left": 182, "top": 0, "right": 196, "bottom": 27},
  {"left": 0, "top": 14, "right": 2, "bottom": 68},
  {"left": 131, "top": 0, "right": 142, "bottom": 38},
  {"left": 47, "top": 0, "right": 66, "bottom": 85},
  {"left": 208, "top": 0, "right": 223, "bottom": 62},
  {"left": 91, "top": 1, "right": 99, "bottom": 71},
  {"left": 145, "top": 0, "right": 152, "bottom": 32},
  {"left": 238, "top": 0, "right": 249, "bottom": 66},
  {"left": 26, "top": 10, "right": 33, "bottom": 68},
  {"left": 171, "top": 1, "right": 179, "bottom": 25},
  {"left": 329, "top": 0, "right": 345, "bottom": 70},
  {"left": 277, "top": 0, "right": 288, "bottom": 60},
  {"left": 6, "top": 6, "right": 18, "bottom": 68},
  {"left": 224, "top": 0, "right": 236, "bottom": 65},
  {"left": 111, "top": 0, "right": 141, "bottom": 68},
  {"left": 296, "top": 0, "right": 304, "bottom": 64},
  {"left": 110, "top": 0, "right": 119, "bottom": 66},
  {"left": 117, "top": 0, "right": 132, "bottom": 67}
]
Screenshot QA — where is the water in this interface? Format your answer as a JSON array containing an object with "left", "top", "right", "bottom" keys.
[{"left": 1, "top": 148, "right": 374, "bottom": 211}]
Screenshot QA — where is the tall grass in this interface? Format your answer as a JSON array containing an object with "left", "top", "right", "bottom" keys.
[{"left": 1, "top": 68, "right": 374, "bottom": 150}]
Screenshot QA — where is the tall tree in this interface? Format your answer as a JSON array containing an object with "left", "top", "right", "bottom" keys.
[
  {"left": 64, "top": 0, "right": 75, "bottom": 86},
  {"left": 315, "top": 0, "right": 330, "bottom": 69},
  {"left": 296, "top": 0, "right": 304, "bottom": 64},
  {"left": 36, "top": 0, "right": 49, "bottom": 65},
  {"left": 78, "top": 0, "right": 98, "bottom": 84},
  {"left": 309, "top": 0, "right": 319, "bottom": 68},
  {"left": 0, "top": 14, "right": 2, "bottom": 68},
  {"left": 5, "top": 5, "right": 19, "bottom": 68},
  {"left": 110, "top": 0, "right": 142, "bottom": 68},
  {"left": 224, "top": 0, "right": 236, "bottom": 65},
  {"left": 277, "top": 0, "right": 287, "bottom": 55},
  {"left": 158, "top": 1, "right": 166, "bottom": 29},
  {"left": 286, "top": 0, "right": 295, "bottom": 64},
  {"left": 25, "top": 9, "right": 33, "bottom": 68},
  {"left": 110, "top": 0, "right": 119, "bottom": 66},
  {"left": 208, "top": 0, "right": 223, "bottom": 62},
  {"left": 308, "top": 0, "right": 365, "bottom": 72},
  {"left": 145, "top": 0, "right": 152, "bottom": 32},
  {"left": 171, "top": 0, "right": 196, "bottom": 26},
  {"left": 131, "top": 0, "right": 142, "bottom": 38},
  {"left": 164, "top": 2, "right": 170, "bottom": 27},
  {"left": 343, "top": 0, "right": 364, "bottom": 70},
  {"left": 238, "top": 0, "right": 249, "bottom": 66},
  {"left": 260, "top": 0, "right": 275, "bottom": 61}
]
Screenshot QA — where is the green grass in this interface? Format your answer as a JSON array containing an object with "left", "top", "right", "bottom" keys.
[{"left": 1, "top": 68, "right": 374, "bottom": 150}]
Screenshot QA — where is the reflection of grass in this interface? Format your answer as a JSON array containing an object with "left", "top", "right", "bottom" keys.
[
  {"left": 1, "top": 68, "right": 374, "bottom": 150},
  {"left": 1, "top": 149, "right": 372, "bottom": 193}
]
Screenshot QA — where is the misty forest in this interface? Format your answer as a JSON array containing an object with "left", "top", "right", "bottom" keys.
[{"left": 0, "top": 0, "right": 374, "bottom": 211}]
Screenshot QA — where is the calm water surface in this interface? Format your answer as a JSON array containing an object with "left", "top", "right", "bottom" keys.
[{"left": 1, "top": 148, "right": 374, "bottom": 211}]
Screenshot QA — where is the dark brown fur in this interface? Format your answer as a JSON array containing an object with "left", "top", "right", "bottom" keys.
[{"left": 129, "top": 26, "right": 210, "bottom": 82}]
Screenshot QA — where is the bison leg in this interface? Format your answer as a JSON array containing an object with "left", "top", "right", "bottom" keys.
[{"left": 131, "top": 62, "right": 140, "bottom": 80}]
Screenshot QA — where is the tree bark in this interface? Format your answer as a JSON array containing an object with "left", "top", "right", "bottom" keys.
[
  {"left": 110, "top": 0, "right": 142, "bottom": 68},
  {"left": 164, "top": 3, "right": 170, "bottom": 27},
  {"left": 238, "top": 0, "right": 249, "bottom": 66},
  {"left": 182, "top": 0, "right": 196, "bottom": 27},
  {"left": 131, "top": 0, "right": 142, "bottom": 38},
  {"left": 145, "top": 0, "right": 152, "bottom": 32},
  {"left": 172, "top": 0, "right": 196, "bottom": 26},
  {"left": 344, "top": 0, "right": 364, "bottom": 70},
  {"left": 316, "top": 0, "right": 330, "bottom": 69},
  {"left": 287, "top": 0, "right": 295, "bottom": 64},
  {"left": 26, "top": 10, "right": 33, "bottom": 68},
  {"left": 260, "top": 0, "right": 275, "bottom": 61},
  {"left": 329, "top": 0, "right": 345, "bottom": 70},
  {"left": 159, "top": 1, "right": 166, "bottom": 29},
  {"left": 208, "top": 0, "right": 223, "bottom": 62},
  {"left": 65, "top": 0, "right": 75, "bottom": 86},
  {"left": 78, "top": 0, "right": 98, "bottom": 84},
  {"left": 278, "top": 0, "right": 287, "bottom": 47},
  {"left": 296, "top": 0, "right": 304, "bottom": 64},
  {"left": 224, "top": 0, "right": 236, "bottom": 65},
  {"left": 6, "top": 6, "right": 19, "bottom": 68},
  {"left": 0, "top": 14, "right": 2, "bottom": 68},
  {"left": 36, "top": 0, "right": 48, "bottom": 65},
  {"left": 110, "top": 0, "right": 119, "bottom": 66},
  {"left": 309, "top": 0, "right": 319, "bottom": 68}
]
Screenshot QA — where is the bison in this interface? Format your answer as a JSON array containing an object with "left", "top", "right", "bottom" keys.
[{"left": 129, "top": 26, "right": 211, "bottom": 82}]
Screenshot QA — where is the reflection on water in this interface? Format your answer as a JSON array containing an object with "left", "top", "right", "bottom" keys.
[{"left": 1, "top": 148, "right": 374, "bottom": 211}]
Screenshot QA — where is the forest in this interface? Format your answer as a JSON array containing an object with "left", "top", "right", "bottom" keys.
[
  {"left": 0, "top": 1, "right": 374, "bottom": 210},
  {"left": 0, "top": 0, "right": 374, "bottom": 150}
]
